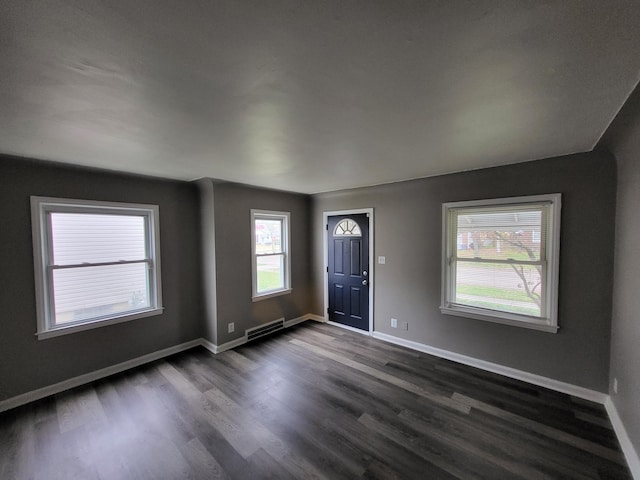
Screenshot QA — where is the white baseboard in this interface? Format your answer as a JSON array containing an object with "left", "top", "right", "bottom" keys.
[
  {"left": 605, "top": 397, "right": 640, "bottom": 479},
  {"left": 0, "top": 314, "right": 323, "bottom": 413},
  {"left": 0, "top": 338, "right": 202, "bottom": 413},
  {"left": 372, "top": 331, "right": 607, "bottom": 404},
  {"left": 203, "top": 335, "right": 247, "bottom": 354},
  {"left": 327, "top": 320, "right": 371, "bottom": 336},
  {"left": 204, "top": 314, "right": 318, "bottom": 354},
  {"left": 284, "top": 314, "right": 310, "bottom": 328},
  {"left": 307, "top": 314, "right": 326, "bottom": 322}
]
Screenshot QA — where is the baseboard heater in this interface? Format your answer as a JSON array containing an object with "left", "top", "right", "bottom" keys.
[{"left": 245, "top": 318, "right": 285, "bottom": 342}]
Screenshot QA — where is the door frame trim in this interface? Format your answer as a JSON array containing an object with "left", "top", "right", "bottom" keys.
[{"left": 323, "top": 208, "right": 374, "bottom": 335}]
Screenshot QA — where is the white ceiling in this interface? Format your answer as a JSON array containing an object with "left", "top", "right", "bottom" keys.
[{"left": 1, "top": 1, "right": 639, "bottom": 194}]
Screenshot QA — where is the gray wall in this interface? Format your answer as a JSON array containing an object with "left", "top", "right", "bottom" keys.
[
  {"left": 0, "top": 156, "right": 203, "bottom": 400},
  {"left": 212, "top": 182, "right": 312, "bottom": 345},
  {"left": 600, "top": 87, "right": 640, "bottom": 454},
  {"left": 196, "top": 178, "right": 219, "bottom": 345},
  {"left": 311, "top": 152, "right": 616, "bottom": 392},
  {"left": 0, "top": 143, "right": 626, "bottom": 421}
]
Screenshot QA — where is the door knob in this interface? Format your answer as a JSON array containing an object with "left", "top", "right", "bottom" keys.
[{"left": 362, "top": 279, "right": 368, "bottom": 286}]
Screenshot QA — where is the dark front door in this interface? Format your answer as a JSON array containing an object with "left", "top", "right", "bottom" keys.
[{"left": 328, "top": 214, "right": 369, "bottom": 331}]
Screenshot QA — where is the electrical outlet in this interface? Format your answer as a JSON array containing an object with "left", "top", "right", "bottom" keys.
[
  {"left": 613, "top": 378, "right": 618, "bottom": 394},
  {"left": 401, "top": 321, "right": 408, "bottom": 331},
  {"left": 228, "top": 322, "right": 235, "bottom": 334},
  {"left": 391, "top": 318, "right": 398, "bottom": 328},
  {"left": 378, "top": 256, "right": 386, "bottom": 264}
]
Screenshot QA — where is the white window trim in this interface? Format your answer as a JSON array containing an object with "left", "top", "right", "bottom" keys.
[
  {"left": 31, "top": 196, "right": 164, "bottom": 339},
  {"left": 440, "top": 194, "right": 561, "bottom": 333},
  {"left": 251, "top": 209, "right": 291, "bottom": 301}
]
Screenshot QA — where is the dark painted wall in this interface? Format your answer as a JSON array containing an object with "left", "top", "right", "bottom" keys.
[
  {"left": 311, "top": 151, "right": 616, "bottom": 392},
  {"left": 196, "top": 178, "right": 219, "bottom": 345},
  {"left": 0, "top": 156, "right": 203, "bottom": 400},
  {"left": 599, "top": 85, "right": 640, "bottom": 454},
  {"left": 213, "top": 182, "right": 311, "bottom": 345},
  {"left": 0, "top": 148, "right": 620, "bottom": 402}
]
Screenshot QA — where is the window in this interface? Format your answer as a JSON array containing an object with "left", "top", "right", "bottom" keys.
[
  {"left": 333, "top": 219, "right": 362, "bottom": 236},
  {"left": 31, "top": 197, "right": 163, "bottom": 339},
  {"left": 251, "top": 210, "right": 291, "bottom": 301},
  {"left": 441, "top": 194, "right": 561, "bottom": 332}
]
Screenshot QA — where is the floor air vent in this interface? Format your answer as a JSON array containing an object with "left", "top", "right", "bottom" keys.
[{"left": 246, "top": 318, "right": 285, "bottom": 342}]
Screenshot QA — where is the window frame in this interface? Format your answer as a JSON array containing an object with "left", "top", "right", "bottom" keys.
[
  {"left": 333, "top": 218, "right": 362, "bottom": 237},
  {"left": 251, "top": 209, "right": 291, "bottom": 301},
  {"left": 31, "top": 196, "right": 163, "bottom": 339},
  {"left": 440, "top": 194, "right": 561, "bottom": 333}
]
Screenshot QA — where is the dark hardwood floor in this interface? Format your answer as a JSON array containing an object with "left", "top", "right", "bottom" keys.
[{"left": 0, "top": 322, "right": 632, "bottom": 479}]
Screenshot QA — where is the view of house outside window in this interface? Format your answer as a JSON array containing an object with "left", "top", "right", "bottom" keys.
[
  {"left": 453, "top": 210, "right": 544, "bottom": 318},
  {"left": 251, "top": 210, "right": 291, "bottom": 300},
  {"left": 441, "top": 194, "right": 561, "bottom": 332}
]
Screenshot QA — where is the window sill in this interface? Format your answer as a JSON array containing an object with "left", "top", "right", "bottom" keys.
[
  {"left": 36, "top": 307, "right": 164, "bottom": 340},
  {"left": 252, "top": 288, "right": 292, "bottom": 302},
  {"left": 440, "top": 305, "right": 558, "bottom": 333}
]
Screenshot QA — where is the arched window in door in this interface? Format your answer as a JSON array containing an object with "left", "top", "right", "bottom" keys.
[{"left": 333, "top": 219, "right": 362, "bottom": 236}]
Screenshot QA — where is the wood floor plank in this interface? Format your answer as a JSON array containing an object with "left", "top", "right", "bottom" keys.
[
  {"left": 575, "top": 409, "right": 615, "bottom": 429},
  {"left": 359, "top": 412, "right": 485, "bottom": 480},
  {"left": 398, "top": 408, "right": 594, "bottom": 480},
  {"left": 222, "top": 349, "right": 261, "bottom": 372},
  {"left": 0, "top": 322, "right": 632, "bottom": 479},
  {"left": 180, "top": 437, "right": 230, "bottom": 480},
  {"left": 462, "top": 404, "right": 611, "bottom": 479},
  {"left": 157, "top": 362, "right": 263, "bottom": 460},
  {"left": 240, "top": 448, "right": 299, "bottom": 480},
  {"left": 452, "top": 391, "right": 626, "bottom": 466},
  {"left": 0, "top": 407, "right": 21, "bottom": 479},
  {"left": 297, "top": 378, "right": 458, "bottom": 478},
  {"left": 290, "top": 338, "right": 471, "bottom": 414},
  {"left": 204, "top": 386, "right": 331, "bottom": 480},
  {"left": 154, "top": 379, "right": 247, "bottom": 477},
  {"left": 263, "top": 385, "right": 370, "bottom": 478},
  {"left": 249, "top": 394, "right": 368, "bottom": 480},
  {"left": 427, "top": 403, "right": 602, "bottom": 480}
]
